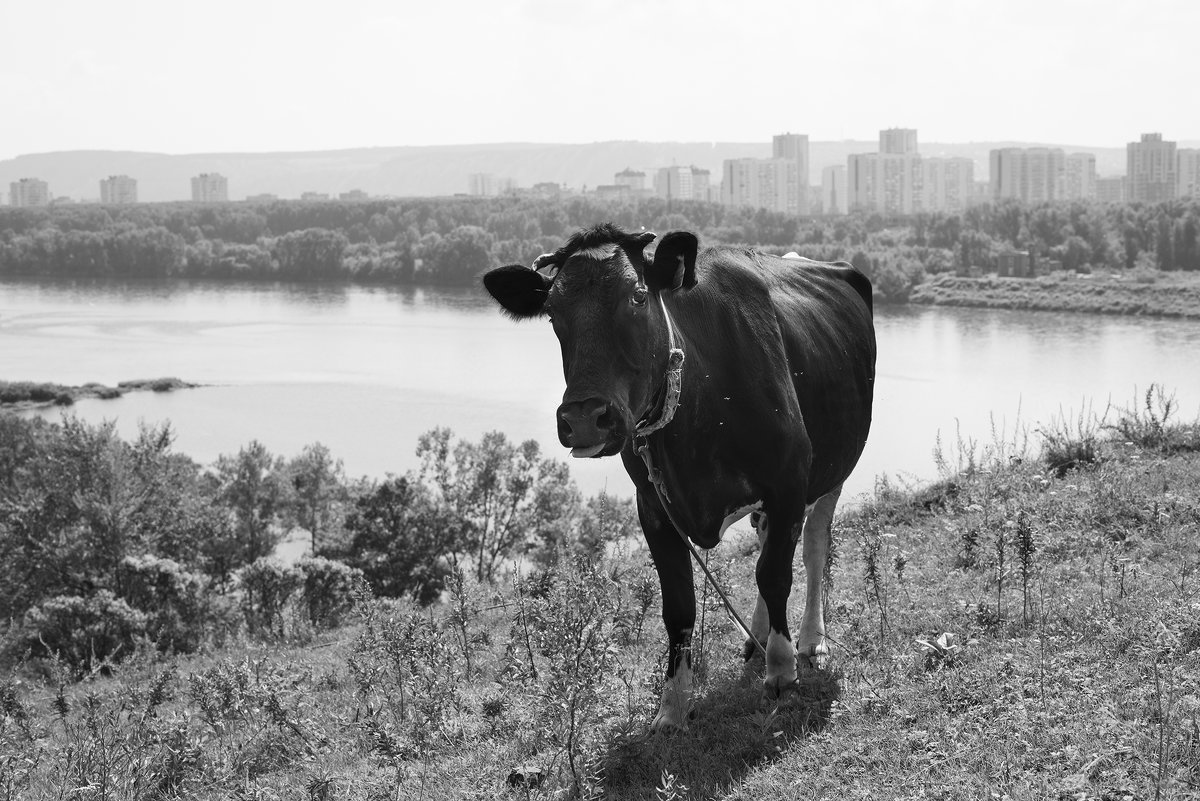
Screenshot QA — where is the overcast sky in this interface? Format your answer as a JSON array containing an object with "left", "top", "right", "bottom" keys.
[{"left": 2, "top": 0, "right": 1195, "bottom": 161}]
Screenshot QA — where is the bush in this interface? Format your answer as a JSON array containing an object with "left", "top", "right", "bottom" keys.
[
  {"left": 238, "top": 558, "right": 301, "bottom": 637},
  {"left": 116, "top": 554, "right": 212, "bottom": 653},
  {"left": 295, "top": 556, "right": 362, "bottom": 629},
  {"left": 1038, "top": 403, "right": 1103, "bottom": 478},
  {"left": 21, "top": 591, "right": 148, "bottom": 673}
]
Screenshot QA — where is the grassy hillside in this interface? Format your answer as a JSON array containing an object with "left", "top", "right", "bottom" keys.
[{"left": 3, "top": 392, "right": 1200, "bottom": 800}]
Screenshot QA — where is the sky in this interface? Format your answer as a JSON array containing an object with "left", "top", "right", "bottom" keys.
[{"left": 2, "top": 0, "right": 1197, "bottom": 161}]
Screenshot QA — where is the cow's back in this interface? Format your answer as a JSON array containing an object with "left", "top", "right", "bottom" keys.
[
  {"left": 763, "top": 256, "right": 876, "bottom": 497},
  {"left": 660, "top": 246, "right": 876, "bottom": 501}
]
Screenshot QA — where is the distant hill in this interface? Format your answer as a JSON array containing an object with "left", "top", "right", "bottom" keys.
[{"left": 4, "top": 140, "right": 1187, "bottom": 204}]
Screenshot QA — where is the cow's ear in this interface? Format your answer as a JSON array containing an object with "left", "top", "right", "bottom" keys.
[
  {"left": 482, "top": 265, "right": 552, "bottom": 319},
  {"left": 646, "top": 231, "right": 698, "bottom": 291}
]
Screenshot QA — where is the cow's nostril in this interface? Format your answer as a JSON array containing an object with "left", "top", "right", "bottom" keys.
[{"left": 557, "top": 399, "right": 617, "bottom": 447}]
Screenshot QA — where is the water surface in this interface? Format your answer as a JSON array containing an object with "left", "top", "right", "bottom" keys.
[{"left": 4, "top": 278, "right": 1199, "bottom": 503}]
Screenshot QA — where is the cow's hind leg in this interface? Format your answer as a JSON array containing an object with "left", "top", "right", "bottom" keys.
[
  {"left": 639, "top": 493, "right": 696, "bottom": 731},
  {"left": 797, "top": 484, "right": 841, "bottom": 670},
  {"left": 742, "top": 510, "right": 770, "bottom": 662}
]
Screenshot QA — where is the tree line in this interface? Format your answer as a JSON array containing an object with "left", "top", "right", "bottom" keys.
[
  {"left": 1, "top": 195, "right": 1199, "bottom": 303},
  {"left": 0, "top": 414, "right": 635, "bottom": 673}
]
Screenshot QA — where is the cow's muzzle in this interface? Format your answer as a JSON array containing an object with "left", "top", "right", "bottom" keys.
[{"left": 557, "top": 398, "right": 624, "bottom": 458}]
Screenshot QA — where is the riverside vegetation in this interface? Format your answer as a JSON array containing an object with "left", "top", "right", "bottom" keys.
[
  {"left": 0, "top": 378, "right": 196, "bottom": 410},
  {"left": 3, "top": 195, "right": 1200, "bottom": 311},
  {"left": 1, "top": 386, "right": 1199, "bottom": 799}
]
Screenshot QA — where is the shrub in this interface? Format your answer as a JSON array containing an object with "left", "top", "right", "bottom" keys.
[
  {"left": 238, "top": 558, "right": 301, "bottom": 637},
  {"left": 1107, "top": 383, "right": 1200, "bottom": 453},
  {"left": 295, "top": 556, "right": 362, "bottom": 629},
  {"left": 21, "top": 591, "right": 148, "bottom": 673},
  {"left": 1038, "top": 402, "right": 1104, "bottom": 477},
  {"left": 116, "top": 554, "right": 211, "bottom": 653}
]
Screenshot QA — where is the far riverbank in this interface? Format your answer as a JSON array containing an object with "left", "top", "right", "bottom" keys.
[
  {"left": 0, "top": 378, "right": 196, "bottom": 410},
  {"left": 909, "top": 271, "right": 1200, "bottom": 319}
]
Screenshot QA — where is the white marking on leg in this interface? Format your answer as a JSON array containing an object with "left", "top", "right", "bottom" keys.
[
  {"left": 652, "top": 627, "right": 694, "bottom": 731},
  {"left": 748, "top": 510, "right": 769, "bottom": 653},
  {"left": 763, "top": 628, "right": 796, "bottom": 691},
  {"left": 797, "top": 485, "right": 841, "bottom": 666}
]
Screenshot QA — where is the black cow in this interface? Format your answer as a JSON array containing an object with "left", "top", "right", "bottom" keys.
[{"left": 483, "top": 224, "right": 875, "bottom": 729}]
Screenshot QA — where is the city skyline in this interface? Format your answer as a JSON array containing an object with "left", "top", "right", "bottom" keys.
[
  {"left": 2, "top": 0, "right": 1197, "bottom": 162},
  {"left": 8, "top": 128, "right": 1199, "bottom": 209}
]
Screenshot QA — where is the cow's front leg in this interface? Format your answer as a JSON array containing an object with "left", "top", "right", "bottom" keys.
[
  {"left": 756, "top": 496, "right": 805, "bottom": 696},
  {"left": 639, "top": 493, "right": 695, "bottom": 731}
]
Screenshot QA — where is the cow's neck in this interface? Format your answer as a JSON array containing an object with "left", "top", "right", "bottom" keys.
[
  {"left": 634, "top": 292, "right": 685, "bottom": 437},
  {"left": 633, "top": 292, "right": 686, "bottom": 504}
]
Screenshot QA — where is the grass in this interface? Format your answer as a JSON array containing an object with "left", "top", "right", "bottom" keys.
[{"left": 3, "top": 395, "right": 1200, "bottom": 799}]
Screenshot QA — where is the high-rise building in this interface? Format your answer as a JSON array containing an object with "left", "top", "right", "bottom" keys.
[
  {"left": 655, "top": 165, "right": 710, "bottom": 202},
  {"left": 1096, "top": 176, "right": 1127, "bottom": 204},
  {"left": 922, "top": 157, "right": 974, "bottom": 213},
  {"left": 821, "top": 165, "right": 847, "bottom": 216},
  {"left": 690, "top": 167, "right": 712, "bottom": 202},
  {"left": 467, "top": 173, "right": 495, "bottom": 197},
  {"left": 847, "top": 152, "right": 923, "bottom": 215},
  {"left": 191, "top": 173, "right": 228, "bottom": 202},
  {"left": 879, "top": 128, "right": 918, "bottom": 155},
  {"left": 1127, "top": 133, "right": 1176, "bottom": 203},
  {"left": 721, "top": 158, "right": 804, "bottom": 215},
  {"left": 655, "top": 165, "right": 693, "bottom": 202},
  {"left": 100, "top": 175, "right": 138, "bottom": 204},
  {"left": 614, "top": 168, "right": 646, "bottom": 193},
  {"left": 1063, "top": 153, "right": 1096, "bottom": 201},
  {"left": 845, "top": 128, "right": 926, "bottom": 215},
  {"left": 772, "top": 133, "right": 810, "bottom": 215},
  {"left": 9, "top": 178, "right": 50, "bottom": 207},
  {"left": 990, "top": 148, "right": 1065, "bottom": 203},
  {"left": 1178, "top": 149, "right": 1200, "bottom": 198}
]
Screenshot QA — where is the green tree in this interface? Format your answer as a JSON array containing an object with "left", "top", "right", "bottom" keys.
[
  {"left": 285, "top": 442, "right": 347, "bottom": 554},
  {"left": 419, "top": 225, "right": 495, "bottom": 284},
  {"left": 326, "top": 476, "right": 453, "bottom": 604},
  {"left": 416, "top": 428, "right": 579, "bottom": 583},
  {"left": 272, "top": 228, "right": 348, "bottom": 279},
  {"left": 212, "top": 441, "right": 290, "bottom": 571}
]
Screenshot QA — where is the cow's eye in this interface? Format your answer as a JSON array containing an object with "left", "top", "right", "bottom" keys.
[{"left": 631, "top": 286, "right": 648, "bottom": 307}]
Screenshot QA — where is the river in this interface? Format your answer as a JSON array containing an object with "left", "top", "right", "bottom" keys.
[{"left": 4, "top": 278, "right": 1200, "bottom": 504}]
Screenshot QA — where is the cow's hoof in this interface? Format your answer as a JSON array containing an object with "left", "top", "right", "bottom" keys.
[
  {"left": 761, "top": 675, "right": 801, "bottom": 702},
  {"left": 798, "top": 643, "right": 830, "bottom": 672},
  {"left": 650, "top": 706, "right": 693, "bottom": 733}
]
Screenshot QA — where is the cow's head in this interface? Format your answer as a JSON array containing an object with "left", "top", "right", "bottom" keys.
[{"left": 482, "top": 223, "right": 698, "bottom": 458}]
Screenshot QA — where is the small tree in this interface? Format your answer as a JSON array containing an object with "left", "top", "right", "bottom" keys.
[
  {"left": 327, "top": 476, "right": 455, "bottom": 605},
  {"left": 285, "top": 442, "right": 348, "bottom": 554},
  {"left": 416, "top": 428, "right": 580, "bottom": 583},
  {"left": 212, "top": 441, "right": 290, "bottom": 568}
]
